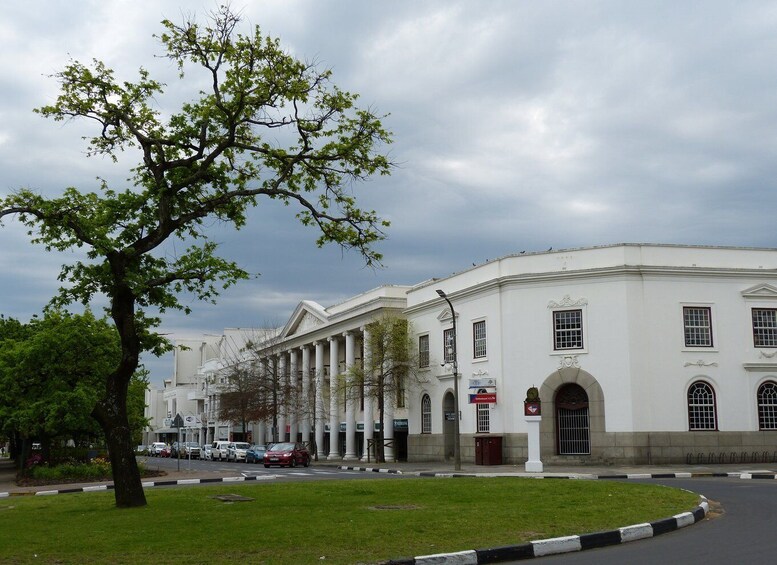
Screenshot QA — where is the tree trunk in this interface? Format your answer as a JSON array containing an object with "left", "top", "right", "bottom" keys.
[{"left": 94, "top": 392, "right": 146, "bottom": 508}]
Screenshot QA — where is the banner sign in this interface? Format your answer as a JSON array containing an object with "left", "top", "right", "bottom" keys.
[{"left": 469, "top": 392, "right": 497, "bottom": 404}]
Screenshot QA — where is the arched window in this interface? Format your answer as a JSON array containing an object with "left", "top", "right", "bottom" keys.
[
  {"left": 687, "top": 381, "right": 717, "bottom": 430},
  {"left": 757, "top": 381, "right": 777, "bottom": 430},
  {"left": 421, "top": 394, "right": 432, "bottom": 434}
]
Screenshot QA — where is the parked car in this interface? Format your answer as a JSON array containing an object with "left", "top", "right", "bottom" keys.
[
  {"left": 183, "top": 442, "right": 201, "bottom": 459},
  {"left": 149, "top": 442, "right": 166, "bottom": 456},
  {"left": 245, "top": 444, "right": 267, "bottom": 464},
  {"left": 211, "top": 440, "right": 231, "bottom": 461},
  {"left": 263, "top": 442, "right": 311, "bottom": 468},
  {"left": 202, "top": 444, "right": 214, "bottom": 460},
  {"left": 227, "top": 442, "right": 251, "bottom": 462},
  {"left": 158, "top": 445, "right": 172, "bottom": 458}
]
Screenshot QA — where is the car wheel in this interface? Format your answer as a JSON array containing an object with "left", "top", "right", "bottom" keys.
[
  {"left": 264, "top": 464, "right": 270, "bottom": 468},
  {"left": 303, "top": 456, "right": 310, "bottom": 468},
  {"left": 291, "top": 457, "right": 297, "bottom": 468}
]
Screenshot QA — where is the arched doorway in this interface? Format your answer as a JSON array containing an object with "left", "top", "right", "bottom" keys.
[
  {"left": 555, "top": 383, "right": 590, "bottom": 455},
  {"left": 443, "top": 391, "right": 455, "bottom": 461}
]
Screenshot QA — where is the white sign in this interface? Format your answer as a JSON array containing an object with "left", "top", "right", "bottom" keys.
[
  {"left": 183, "top": 414, "right": 202, "bottom": 426},
  {"left": 469, "top": 377, "right": 497, "bottom": 389}
]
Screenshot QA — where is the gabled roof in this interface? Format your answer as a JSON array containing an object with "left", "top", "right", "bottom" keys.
[
  {"left": 741, "top": 283, "right": 777, "bottom": 300},
  {"left": 279, "top": 300, "right": 329, "bottom": 339}
]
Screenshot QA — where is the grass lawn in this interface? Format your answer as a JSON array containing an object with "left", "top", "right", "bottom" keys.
[{"left": 0, "top": 477, "right": 701, "bottom": 564}]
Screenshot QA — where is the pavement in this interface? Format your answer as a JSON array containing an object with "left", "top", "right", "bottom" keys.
[{"left": 3, "top": 456, "right": 772, "bottom": 563}]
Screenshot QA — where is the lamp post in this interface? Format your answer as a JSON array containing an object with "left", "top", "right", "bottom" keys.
[{"left": 436, "top": 289, "right": 461, "bottom": 471}]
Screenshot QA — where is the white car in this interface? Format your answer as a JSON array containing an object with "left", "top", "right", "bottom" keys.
[
  {"left": 149, "top": 442, "right": 166, "bottom": 456},
  {"left": 227, "top": 442, "right": 251, "bottom": 462},
  {"left": 211, "top": 440, "right": 230, "bottom": 461}
]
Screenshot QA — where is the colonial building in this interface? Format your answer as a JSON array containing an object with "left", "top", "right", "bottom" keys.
[{"left": 146, "top": 244, "right": 777, "bottom": 465}]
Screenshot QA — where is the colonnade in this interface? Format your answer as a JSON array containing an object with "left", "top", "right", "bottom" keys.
[{"left": 255, "top": 327, "right": 394, "bottom": 462}]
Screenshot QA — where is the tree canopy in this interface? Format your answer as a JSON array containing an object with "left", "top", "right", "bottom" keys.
[{"left": 0, "top": 6, "right": 392, "bottom": 507}]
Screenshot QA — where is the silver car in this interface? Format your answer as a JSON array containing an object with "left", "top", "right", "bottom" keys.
[{"left": 226, "top": 442, "right": 251, "bottom": 462}]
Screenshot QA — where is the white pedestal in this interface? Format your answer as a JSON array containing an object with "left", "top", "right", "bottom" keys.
[{"left": 525, "top": 415, "right": 543, "bottom": 473}]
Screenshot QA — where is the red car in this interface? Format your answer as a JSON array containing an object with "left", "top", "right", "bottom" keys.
[
  {"left": 263, "top": 442, "right": 311, "bottom": 468},
  {"left": 159, "top": 445, "right": 172, "bottom": 458}
]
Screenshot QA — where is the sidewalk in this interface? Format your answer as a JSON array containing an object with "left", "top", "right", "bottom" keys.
[{"left": 2, "top": 455, "right": 776, "bottom": 496}]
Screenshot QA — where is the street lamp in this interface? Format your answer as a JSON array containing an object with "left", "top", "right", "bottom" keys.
[{"left": 436, "top": 289, "right": 461, "bottom": 471}]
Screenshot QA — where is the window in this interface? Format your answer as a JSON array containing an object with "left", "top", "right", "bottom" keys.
[
  {"left": 421, "top": 394, "right": 432, "bottom": 434},
  {"left": 758, "top": 382, "right": 777, "bottom": 430},
  {"left": 396, "top": 373, "right": 406, "bottom": 408},
  {"left": 418, "top": 335, "right": 430, "bottom": 368},
  {"left": 752, "top": 309, "right": 777, "bottom": 347},
  {"left": 683, "top": 306, "right": 713, "bottom": 347},
  {"left": 476, "top": 403, "right": 490, "bottom": 433},
  {"left": 473, "top": 320, "right": 487, "bottom": 358},
  {"left": 687, "top": 381, "right": 717, "bottom": 430},
  {"left": 443, "top": 328, "right": 455, "bottom": 364},
  {"left": 553, "top": 309, "right": 583, "bottom": 350}
]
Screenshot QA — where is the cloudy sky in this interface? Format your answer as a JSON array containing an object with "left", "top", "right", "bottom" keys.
[{"left": 2, "top": 1, "right": 777, "bottom": 385}]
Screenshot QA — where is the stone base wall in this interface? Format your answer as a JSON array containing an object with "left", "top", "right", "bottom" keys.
[{"left": 408, "top": 431, "right": 777, "bottom": 465}]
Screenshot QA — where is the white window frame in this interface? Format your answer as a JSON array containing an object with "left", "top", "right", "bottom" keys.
[
  {"left": 552, "top": 309, "right": 585, "bottom": 351},
  {"left": 683, "top": 306, "right": 713, "bottom": 348},
  {"left": 680, "top": 303, "right": 718, "bottom": 351},
  {"left": 476, "top": 403, "right": 490, "bottom": 433},
  {"left": 472, "top": 319, "right": 487, "bottom": 360},
  {"left": 418, "top": 334, "right": 430, "bottom": 368},
  {"left": 421, "top": 394, "right": 432, "bottom": 434},
  {"left": 757, "top": 381, "right": 777, "bottom": 430},
  {"left": 687, "top": 381, "right": 717, "bottom": 431},
  {"left": 443, "top": 328, "right": 455, "bottom": 364},
  {"left": 752, "top": 308, "right": 777, "bottom": 348}
]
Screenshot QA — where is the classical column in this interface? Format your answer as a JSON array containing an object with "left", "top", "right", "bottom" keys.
[
  {"left": 343, "top": 331, "right": 357, "bottom": 461},
  {"left": 383, "top": 360, "right": 395, "bottom": 462},
  {"left": 288, "top": 348, "right": 298, "bottom": 443},
  {"left": 278, "top": 353, "right": 287, "bottom": 442},
  {"left": 314, "top": 341, "right": 326, "bottom": 459},
  {"left": 301, "top": 344, "right": 311, "bottom": 445},
  {"left": 361, "top": 325, "right": 374, "bottom": 462},
  {"left": 327, "top": 336, "right": 340, "bottom": 460}
]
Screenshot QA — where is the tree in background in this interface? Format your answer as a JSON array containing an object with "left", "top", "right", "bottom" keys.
[
  {"left": 0, "top": 7, "right": 391, "bottom": 506},
  {"left": 345, "top": 316, "right": 425, "bottom": 463},
  {"left": 0, "top": 310, "right": 147, "bottom": 470}
]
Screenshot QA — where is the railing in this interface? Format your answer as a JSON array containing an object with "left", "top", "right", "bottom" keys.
[
  {"left": 365, "top": 439, "right": 394, "bottom": 463},
  {"left": 685, "top": 451, "right": 777, "bottom": 464}
]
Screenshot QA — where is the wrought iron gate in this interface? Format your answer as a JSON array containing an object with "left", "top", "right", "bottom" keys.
[{"left": 556, "top": 384, "right": 590, "bottom": 455}]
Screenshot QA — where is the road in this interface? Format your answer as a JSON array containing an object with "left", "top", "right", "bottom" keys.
[{"left": 534, "top": 478, "right": 777, "bottom": 564}]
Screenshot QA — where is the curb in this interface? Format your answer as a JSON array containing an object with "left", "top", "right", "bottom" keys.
[{"left": 383, "top": 496, "right": 709, "bottom": 564}]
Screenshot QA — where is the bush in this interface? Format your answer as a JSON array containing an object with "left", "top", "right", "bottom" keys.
[{"left": 26, "top": 457, "right": 147, "bottom": 482}]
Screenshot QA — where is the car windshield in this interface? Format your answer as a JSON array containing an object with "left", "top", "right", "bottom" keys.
[
  {"left": 234, "top": 443, "right": 250, "bottom": 449},
  {"left": 271, "top": 443, "right": 295, "bottom": 451}
]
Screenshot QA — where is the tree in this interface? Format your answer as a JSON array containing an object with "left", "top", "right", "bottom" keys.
[
  {"left": 0, "top": 8, "right": 391, "bottom": 506},
  {"left": 0, "top": 310, "right": 146, "bottom": 468},
  {"left": 346, "top": 315, "right": 425, "bottom": 463}
]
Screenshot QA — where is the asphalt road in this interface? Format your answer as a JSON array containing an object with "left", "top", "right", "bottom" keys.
[{"left": 533, "top": 478, "right": 777, "bottom": 564}]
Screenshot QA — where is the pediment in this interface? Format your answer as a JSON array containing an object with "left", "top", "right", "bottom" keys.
[
  {"left": 280, "top": 300, "right": 329, "bottom": 338},
  {"left": 741, "top": 283, "right": 777, "bottom": 300},
  {"left": 437, "top": 308, "right": 458, "bottom": 322}
]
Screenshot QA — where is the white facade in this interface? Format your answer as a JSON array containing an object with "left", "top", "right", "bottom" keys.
[
  {"left": 146, "top": 244, "right": 777, "bottom": 465},
  {"left": 405, "top": 243, "right": 777, "bottom": 464}
]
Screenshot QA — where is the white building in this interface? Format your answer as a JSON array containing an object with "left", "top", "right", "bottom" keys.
[
  {"left": 147, "top": 244, "right": 777, "bottom": 465},
  {"left": 406, "top": 243, "right": 777, "bottom": 465}
]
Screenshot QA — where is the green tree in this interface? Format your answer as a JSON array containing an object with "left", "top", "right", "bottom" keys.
[
  {"left": 0, "top": 310, "right": 125, "bottom": 467},
  {"left": 0, "top": 7, "right": 391, "bottom": 507}
]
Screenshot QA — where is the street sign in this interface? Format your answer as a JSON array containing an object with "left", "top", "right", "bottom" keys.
[
  {"left": 469, "top": 392, "right": 497, "bottom": 404},
  {"left": 469, "top": 377, "right": 497, "bottom": 389},
  {"left": 172, "top": 414, "right": 184, "bottom": 428}
]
